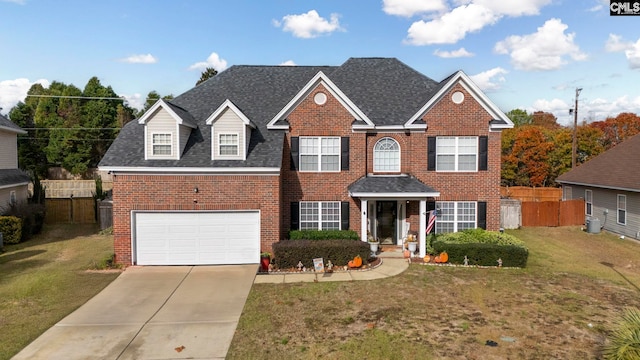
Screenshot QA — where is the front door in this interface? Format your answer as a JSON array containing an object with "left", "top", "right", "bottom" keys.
[{"left": 376, "top": 201, "right": 397, "bottom": 245}]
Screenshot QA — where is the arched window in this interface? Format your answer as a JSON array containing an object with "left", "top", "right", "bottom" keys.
[{"left": 374, "top": 138, "right": 400, "bottom": 172}]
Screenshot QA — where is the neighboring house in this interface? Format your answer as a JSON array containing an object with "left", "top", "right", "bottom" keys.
[
  {"left": 556, "top": 133, "right": 640, "bottom": 240},
  {"left": 0, "top": 114, "right": 30, "bottom": 214},
  {"left": 99, "top": 58, "right": 513, "bottom": 266}
]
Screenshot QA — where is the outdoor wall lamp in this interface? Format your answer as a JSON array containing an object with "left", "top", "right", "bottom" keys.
[{"left": 193, "top": 187, "right": 199, "bottom": 193}]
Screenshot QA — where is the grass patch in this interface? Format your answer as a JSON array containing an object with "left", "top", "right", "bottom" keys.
[
  {"left": 227, "top": 227, "right": 640, "bottom": 359},
  {"left": 0, "top": 224, "right": 120, "bottom": 360}
]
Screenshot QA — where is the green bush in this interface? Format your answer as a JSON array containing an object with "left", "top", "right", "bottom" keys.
[
  {"left": 603, "top": 307, "right": 640, "bottom": 360},
  {"left": 273, "top": 239, "right": 370, "bottom": 269},
  {"left": 0, "top": 216, "right": 23, "bottom": 245},
  {"left": 289, "top": 229, "right": 360, "bottom": 240},
  {"left": 432, "top": 228, "right": 528, "bottom": 267},
  {"left": 5, "top": 203, "right": 46, "bottom": 241}
]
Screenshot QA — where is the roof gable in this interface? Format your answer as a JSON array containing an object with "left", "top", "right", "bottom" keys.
[
  {"left": 405, "top": 71, "right": 513, "bottom": 130},
  {"left": 267, "top": 71, "right": 374, "bottom": 129},
  {"left": 556, "top": 133, "right": 640, "bottom": 192},
  {"left": 205, "top": 99, "right": 256, "bottom": 128},
  {"left": 0, "top": 114, "right": 26, "bottom": 134},
  {"left": 138, "top": 99, "right": 197, "bottom": 129}
]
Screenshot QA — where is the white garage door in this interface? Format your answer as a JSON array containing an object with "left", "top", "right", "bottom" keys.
[{"left": 134, "top": 211, "right": 260, "bottom": 265}]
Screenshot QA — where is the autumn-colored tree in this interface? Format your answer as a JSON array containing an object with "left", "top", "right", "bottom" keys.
[
  {"left": 502, "top": 125, "right": 554, "bottom": 186},
  {"left": 589, "top": 112, "right": 640, "bottom": 150},
  {"left": 531, "top": 111, "right": 561, "bottom": 130}
]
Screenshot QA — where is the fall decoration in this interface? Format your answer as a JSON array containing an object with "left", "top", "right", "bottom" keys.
[
  {"left": 348, "top": 255, "right": 363, "bottom": 268},
  {"left": 424, "top": 255, "right": 431, "bottom": 262},
  {"left": 439, "top": 252, "right": 449, "bottom": 263}
]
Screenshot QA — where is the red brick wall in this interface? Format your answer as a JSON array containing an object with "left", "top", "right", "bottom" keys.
[{"left": 112, "top": 174, "right": 280, "bottom": 265}]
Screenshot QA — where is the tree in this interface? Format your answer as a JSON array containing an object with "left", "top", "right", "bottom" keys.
[
  {"left": 502, "top": 125, "right": 554, "bottom": 186},
  {"left": 196, "top": 67, "right": 218, "bottom": 86},
  {"left": 531, "top": 111, "right": 561, "bottom": 130},
  {"left": 136, "top": 91, "right": 174, "bottom": 118},
  {"left": 506, "top": 109, "right": 532, "bottom": 126},
  {"left": 590, "top": 112, "right": 640, "bottom": 150}
]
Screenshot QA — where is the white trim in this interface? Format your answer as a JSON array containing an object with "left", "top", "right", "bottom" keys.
[
  {"left": 0, "top": 126, "right": 27, "bottom": 134},
  {"left": 373, "top": 137, "right": 401, "bottom": 173},
  {"left": 556, "top": 180, "right": 640, "bottom": 194},
  {"left": 0, "top": 182, "right": 29, "bottom": 190},
  {"left": 298, "top": 136, "right": 341, "bottom": 173},
  {"left": 205, "top": 99, "right": 256, "bottom": 128},
  {"left": 137, "top": 99, "right": 196, "bottom": 128},
  {"left": 585, "top": 189, "right": 593, "bottom": 216},
  {"left": 435, "top": 136, "right": 478, "bottom": 172},
  {"left": 617, "top": 194, "right": 627, "bottom": 225},
  {"left": 299, "top": 201, "right": 342, "bottom": 230},
  {"left": 405, "top": 71, "right": 513, "bottom": 130},
  {"left": 99, "top": 166, "right": 280, "bottom": 175},
  {"left": 267, "top": 71, "right": 374, "bottom": 129}
]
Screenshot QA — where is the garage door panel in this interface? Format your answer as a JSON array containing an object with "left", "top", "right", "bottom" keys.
[{"left": 135, "top": 211, "right": 260, "bottom": 265}]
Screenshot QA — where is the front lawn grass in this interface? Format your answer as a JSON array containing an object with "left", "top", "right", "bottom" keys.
[
  {"left": 0, "top": 224, "right": 120, "bottom": 360},
  {"left": 228, "top": 227, "right": 640, "bottom": 359}
]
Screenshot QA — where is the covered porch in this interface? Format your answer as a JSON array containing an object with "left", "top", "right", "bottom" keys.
[{"left": 348, "top": 175, "right": 440, "bottom": 257}]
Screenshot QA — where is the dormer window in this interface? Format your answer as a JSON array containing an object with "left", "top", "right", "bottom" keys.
[
  {"left": 152, "top": 133, "right": 172, "bottom": 156},
  {"left": 219, "top": 133, "right": 239, "bottom": 156}
]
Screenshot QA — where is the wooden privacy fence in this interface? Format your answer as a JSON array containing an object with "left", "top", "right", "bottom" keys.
[
  {"left": 521, "top": 199, "right": 585, "bottom": 227},
  {"left": 501, "top": 186, "right": 562, "bottom": 202},
  {"left": 45, "top": 198, "right": 96, "bottom": 224}
]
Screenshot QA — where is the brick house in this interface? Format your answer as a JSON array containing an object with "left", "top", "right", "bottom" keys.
[{"left": 99, "top": 58, "right": 513, "bottom": 266}]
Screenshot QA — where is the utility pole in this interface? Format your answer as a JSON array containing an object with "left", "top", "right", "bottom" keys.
[{"left": 571, "top": 87, "right": 582, "bottom": 169}]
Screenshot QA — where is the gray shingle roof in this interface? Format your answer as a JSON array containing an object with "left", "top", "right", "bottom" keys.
[
  {"left": 348, "top": 175, "right": 439, "bottom": 195},
  {"left": 99, "top": 58, "right": 448, "bottom": 169},
  {"left": 0, "top": 113, "right": 26, "bottom": 134},
  {"left": 556, "top": 133, "right": 640, "bottom": 192},
  {"left": 0, "top": 169, "right": 30, "bottom": 187}
]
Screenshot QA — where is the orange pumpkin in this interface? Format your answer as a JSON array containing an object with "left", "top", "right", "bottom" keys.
[
  {"left": 434, "top": 256, "right": 441, "bottom": 263},
  {"left": 424, "top": 255, "right": 431, "bottom": 263},
  {"left": 348, "top": 255, "right": 363, "bottom": 268},
  {"left": 439, "top": 252, "right": 449, "bottom": 263}
]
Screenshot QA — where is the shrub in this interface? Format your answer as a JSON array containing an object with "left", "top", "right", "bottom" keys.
[
  {"left": 0, "top": 216, "right": 23, "bottom": 245},
  {"left": 289, "top": 229, "right": 360, "bottom": 240},
  {"left": 603, "top": 307, "right": 640, "bottom": 360},
  {"left": 5, "top": 203, "right": 46, "bottom": 241},
  {"left": 432, "top": 228, "right": 528, "bottom": 267},
  {"left": 273, "top": 239, "right": 370, "bottom": 269}
]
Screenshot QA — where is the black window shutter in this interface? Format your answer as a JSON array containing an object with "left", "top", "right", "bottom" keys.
[
  {"left": 426, "top": 201, "right": 436, "bottom": 212},
  {"left": 290, "top": 137, "right": 299, "bottom": 170},
  {"left": 478, "top": 136, "right": 488, "bottom": 171},
  {"left": 427, "top": 137, "right": 436, "bottom": 171},
  {"left": 290, "top": 202, "right": 299, "bottom": 230},
  {"left": 477, "top": 201, "right": 487, "bottom": 230},
  {"left": 341, "top": 201, "right": 350, "bottom": 230},
  {"left": 341, "top": 137, "right": 349, "bottom": 171}
]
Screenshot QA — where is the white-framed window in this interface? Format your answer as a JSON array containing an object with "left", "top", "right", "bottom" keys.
[
  {"left": 299, "top": 137, "right": 340, "bottom": 172},
  {"left": 563, "top": 186, "right": 572, "bottom": 200},
  {"left": 373, "top": 137, "right": 400, "bottom": 172},
  {"left": 300, "top": 201, "right": 341, "bottom": 230},
  {"left": 585, "top": 190, "right": 592, "bottom": 216},
  {"left": 436, "top": 201, "right": 476, "bottom": 233},
  {"left": 9, "top": 191, "right": 16, "bottom": 206},
  {"left": 219, "top": 133, "right": 239, "bottom": 156},
  {"left": 152, "top": 133, "right": 172, "bottom": 156},
  {"left": 436, "top": 136, "right": 477, "bottom": 172},
  {"left": 617, "top": 194, "right": 626, "bottom": 225}
]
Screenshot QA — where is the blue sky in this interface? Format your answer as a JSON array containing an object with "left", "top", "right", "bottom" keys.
[{"left": 0, "top": 0, "right": 638, "bottom": 125}]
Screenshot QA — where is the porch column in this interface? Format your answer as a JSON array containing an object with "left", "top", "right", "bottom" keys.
[
  {"left": 360, "top": 199, "right": 368, "bottom": 242},
  {"left": 419, "top": 200, "right": 426, "bottom": 257}
]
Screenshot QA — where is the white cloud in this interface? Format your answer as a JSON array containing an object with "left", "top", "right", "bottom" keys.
[
  {"left": 118, "top": 54, "right": 157, "bottom": 64},
  {"left": 188, "top": 52, "right": 228, "bottom": 72},
  {"left": 406, "top": 4, "right": 498, "bottom": 45},
  {"left": 469, "top": 67, "right": 508, "bottom": 91},
  {"left": 626, "top": 39, "right": 640, "bottom": 69},
  {"left": 467, "top": 0, "right": 551, "bottom": 16},
  {"left": 279, "top": 60, "right": 296, "bottom": 66},
  {"left": 531, "top": 95, "right": 640, "bottom": 126},
  {"left": 494, "top": 18, "right": 586, "bottom": 71},
  {"left": 120, "top": 93, "right": 144, "bottom": 111},
  {"left": 382, "top": 0, "right": 447, "bottom": 17},
  {"left": 0, "top": 78, "right": 50, "bottom": 114},
  {"left": 274, "top": 10, "right": 343, "bottom": 39},
  {"left": 605, "top": 34, "right": 632, "bottom": 52},
  {"left": 433, "top": 47, "right": 474, "bottom": 58}
]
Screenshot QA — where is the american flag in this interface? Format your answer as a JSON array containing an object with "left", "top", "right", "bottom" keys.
[{"left": 426, "top": 210, "right": 437, "bottom": 235}]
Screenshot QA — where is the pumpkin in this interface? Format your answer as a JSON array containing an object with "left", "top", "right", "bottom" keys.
[
  {"left": 348, "top": 255, "right": 363, "bottom": 268},
  {"left": 439, "top": 252, "right": 449, "bottom": 263},
  {"left": 434, "top": 256, "right": 441, "bottom": 263},
  {"left": 403, "top": 250, "right": 410, "bottom": 258},
  {"left": 424, "top": 255, "right": 431, "bottom": 263}
]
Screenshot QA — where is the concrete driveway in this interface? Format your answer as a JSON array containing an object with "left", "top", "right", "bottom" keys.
[{"left": 12, "top": 265, "right": 258, "bottom": 360}]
